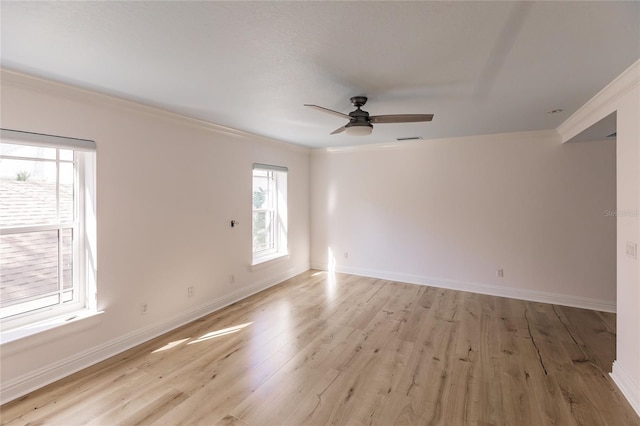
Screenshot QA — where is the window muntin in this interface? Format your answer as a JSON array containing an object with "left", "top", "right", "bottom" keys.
[
  {"left": 0, "top": 129, "right": 96, "bottom": 331},
  {"left": 252, "top": 164, "right": 287, "bottom": 264}
]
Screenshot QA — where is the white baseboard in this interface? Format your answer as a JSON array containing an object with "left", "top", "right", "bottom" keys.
[
  {"left": 611, "top": 361, "right": 640, "bottom": 417},
  {"left": 310, "top": 264, "right": 616, "bottom": 313},
  {"left": 1, "top": 266, "right": 305, "bottom": 404}
]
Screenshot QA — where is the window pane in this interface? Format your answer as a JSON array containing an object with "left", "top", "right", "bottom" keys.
[
  {"left": 0, "top": 157, "right": 57, "bottom": 183},
  {"left": 0, "top": 143, "right": 56, "bottom": 160},
  {"left": 60, "top": 162, "right": 74, "bottom": 222},
  {"left": 252, "top": 175, "right": 273, "bottom": 209},
  {"left": 62, "top": 228, "right": 73, "bottom": 289},
  {"left": 253, "top": 169, "right": 268, "bottom": 178},
  {"left": 0, "top": 159, "right": 58, "bottom": 227},
  {"left": 252, "top": 167, "right": 284, "bottom": 259},
  {"left": 252, "top": 211, "right": 274, "bottom": 253},
  {"left": 0, "top": 137, "right": 91, "bottom": 328},
  {"left": 0, "top": 231, "right": 60, "bottom": 311},
  {"left": 59, "top": 149, "right": 73, "bottom": 161}
]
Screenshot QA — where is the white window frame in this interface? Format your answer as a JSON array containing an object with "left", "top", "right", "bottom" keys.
[
  {"left": 252, "top": 163, "right": 288, "bottom": 266},
  {"left": 0, "top": 129, "right": 97, "bottom": 334}
]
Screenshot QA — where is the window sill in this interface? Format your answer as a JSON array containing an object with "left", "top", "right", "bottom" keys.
[
  {"left": 0, "top": 309, "right": 104, "bottom": 347},
  {"left": 251, "top": 252, "right": 290, "bottom": 271}
]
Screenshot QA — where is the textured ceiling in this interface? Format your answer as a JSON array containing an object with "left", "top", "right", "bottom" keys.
[{"left": 1, "top": 1, "right": 639, "bottom": 148}]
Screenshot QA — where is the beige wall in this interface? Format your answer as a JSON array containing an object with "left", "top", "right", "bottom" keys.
[
  {"left": 310, "top": 130, "right": 617, "bottom": 309},
  {"left": 0, "top": 71, "right": 310, "bottom": 401}
]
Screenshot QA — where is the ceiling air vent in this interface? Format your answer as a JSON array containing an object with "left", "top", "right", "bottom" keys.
[{"left": 396, "top": 136, "right": 423, "bottom": 141}]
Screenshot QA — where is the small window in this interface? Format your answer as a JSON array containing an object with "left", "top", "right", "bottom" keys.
[
  {"left": 252, "top": 163, "right": 287, "bottom": 264},
  {"left": 0, "top": 129, "right": 97, "bottom": 331}
]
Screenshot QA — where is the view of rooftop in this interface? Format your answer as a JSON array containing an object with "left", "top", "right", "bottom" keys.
[{"left": 0, "top": 179, "right": 73, "bottom": 312}]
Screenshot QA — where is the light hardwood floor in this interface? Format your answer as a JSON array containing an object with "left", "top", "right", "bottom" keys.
[{"left": 1, "top": 271, "right": 638, "bottom": 425}]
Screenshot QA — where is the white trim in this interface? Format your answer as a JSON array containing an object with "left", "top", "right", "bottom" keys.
[
  {"left": 0, "top": 69, "right": 309, "bottom": 155},
  {"left": 1, "top": 128, "right": 96, "bottom": 151},
  {"left": 0, "top": 265, "right": 306, "bottom": 404},
  {"left": 253, "top": 163, "right": 288, "bottom": 172},
  {"left": 252, "top": 167, "right": 288, "bottom": 266},
  {"left": 311, "top": 264, "right": 616, "bottom": 313},
  {"left": 0, "top": 147, "right": 96, "bottom": 330},
  {"left": 557, "top": 59, "right": 640, "bottom": 143},
  {"left": 0, "top": 223, "right": 75, "bottom": 235},
  {"left": 0, "top": 310, "right": 104, "bottom": 350},
  {"left": 251, "top": 252, "right": 290, "bottom": 270},
  {"left": 611, "top": 361, "right": 640, "bottom": 417}
]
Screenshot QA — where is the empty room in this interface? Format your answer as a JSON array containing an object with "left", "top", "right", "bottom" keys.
[{"left": 1, "top": 1, "right": 639, "bottom": 425}]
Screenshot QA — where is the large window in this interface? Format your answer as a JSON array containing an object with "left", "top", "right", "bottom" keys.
[
  {"left": 0, "top": 129, "right": 96, "bottom": 331},
  {"left": 252, "top": 163, "right": 287, "bottom": 264}
]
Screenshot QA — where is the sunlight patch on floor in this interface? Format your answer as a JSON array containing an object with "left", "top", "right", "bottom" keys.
[
  {"left": 152, "top": 338, "right": 190, "bottom": 353},
  {"left": 188, "top": 322, "right": 253, "bottom": 345}
]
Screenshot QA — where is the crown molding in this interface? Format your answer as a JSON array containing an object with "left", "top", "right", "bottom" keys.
[
  {"left": 558, "top": 59, "right": 640, "bottom": 143},
  {"left": 0, "top": 68, "right": 310, "bottom": 155}
]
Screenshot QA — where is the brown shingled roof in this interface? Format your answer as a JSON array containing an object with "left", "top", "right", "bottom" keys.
[{"left": 1, "top": 179, "right": 73, "bottom": 310}]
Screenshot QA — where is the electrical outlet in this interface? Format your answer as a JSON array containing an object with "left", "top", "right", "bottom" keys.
[
  {"left": 626, "top": 241, "right": 638, "bottom": 260},
  {"left": 230, "top": 274, "right": 235, "bottom": 284},
  {"left": 344, "top": 252, "right": 349, "bottom": 259},
  {"left": 187, "top": 286, "right": 194, "bottom": 298},
  {"left": 497, "top": 269, "right": 504, "bottom": 278},
  {"left": 141, "top": 303, "right": 148, "bottom": 315}
]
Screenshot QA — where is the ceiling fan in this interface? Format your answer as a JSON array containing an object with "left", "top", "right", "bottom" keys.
[{"left": 304, "top": 96, "right": 433, "bottom": 136}]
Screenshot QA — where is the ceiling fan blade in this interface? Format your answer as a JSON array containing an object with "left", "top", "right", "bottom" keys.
[
  {"left": 370, "top": 114, "right": 434, "bottom": 123},
  {"left": 330, "top": 125, "right": 347, "bottom": 135},
  {"left": 304, "top": 104, "right": 350, "bottom": 119}
]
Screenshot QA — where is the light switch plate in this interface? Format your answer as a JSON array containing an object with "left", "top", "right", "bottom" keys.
[{"left": 626, "top": 241, "right": 638, "bottom": 260}]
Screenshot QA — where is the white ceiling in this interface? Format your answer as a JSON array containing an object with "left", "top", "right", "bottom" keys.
[{"left": 1, "top": 1, "right": 639, "bottom": 148}]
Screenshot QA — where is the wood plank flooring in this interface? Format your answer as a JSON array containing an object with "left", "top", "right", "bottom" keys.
[{"left": 1, "top": 270, "right": 638, "bottom": 425}]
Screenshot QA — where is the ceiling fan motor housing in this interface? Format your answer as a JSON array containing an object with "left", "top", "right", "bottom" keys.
[
  {"left": 345, "top": 98, "right": 373, "bottom": 135},
  {"left": 346, "top": 108, "right": 373, "bottom": 134},
  {"left": 348, "top": 108, "right": 370, "bottom": 121},
  {"left": 348, "top": 96, "right": 372, "bottom": 127}
]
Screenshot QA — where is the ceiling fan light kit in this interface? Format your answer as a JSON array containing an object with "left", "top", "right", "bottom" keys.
[
  {"left": 305, "top": 96, "right": 433, "bottom": 136},
  {"left": 345, "top": 123, "right": 373, "bottom": 136}
]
